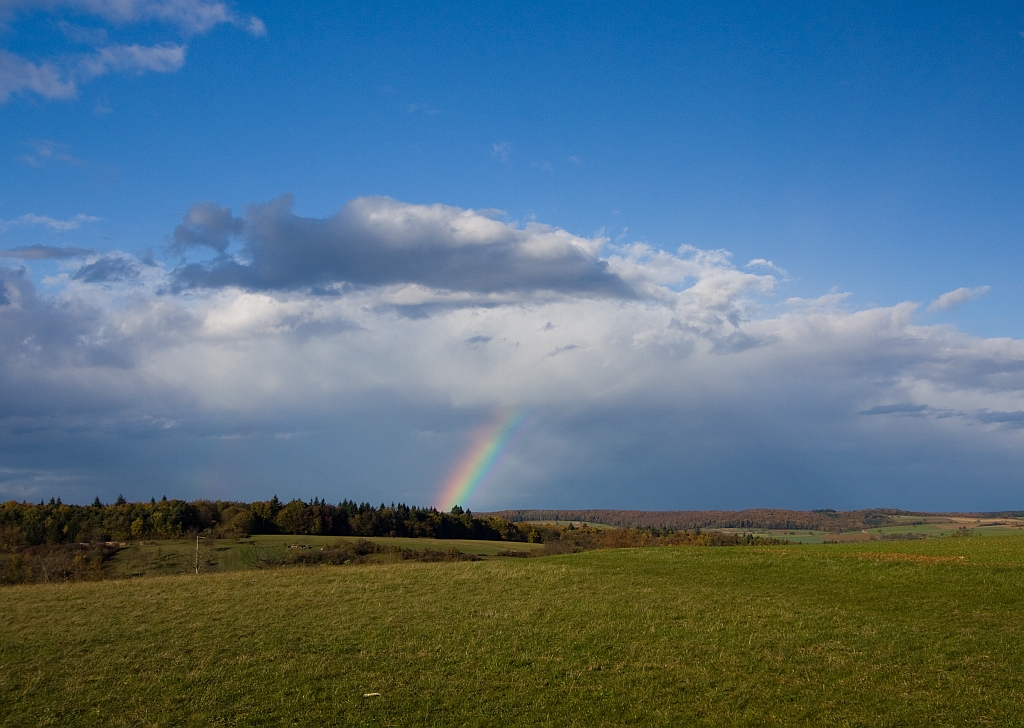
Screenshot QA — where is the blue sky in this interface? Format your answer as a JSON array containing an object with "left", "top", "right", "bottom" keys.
[{"left": 1, "top": 1, "right": 1023, "bottom": 510}]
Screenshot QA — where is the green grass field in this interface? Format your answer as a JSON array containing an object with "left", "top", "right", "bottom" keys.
[
  {"left": 104, "top": 535, "right": 545, "bottom": 578},
  {"left": 717, "top": 528, "right": 832, "bottom": 544},
  {"left": 3, "top": 535, "right": 1024, "bottom": 726}
]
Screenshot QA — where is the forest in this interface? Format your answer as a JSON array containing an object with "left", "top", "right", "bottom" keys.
[{"left": 0, "top": 496, "right": 522, "bottom": 546}]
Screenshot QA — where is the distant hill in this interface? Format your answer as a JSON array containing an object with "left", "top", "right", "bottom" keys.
[{"left": 480, "top": 508, "right": 907, "bottom": 533}]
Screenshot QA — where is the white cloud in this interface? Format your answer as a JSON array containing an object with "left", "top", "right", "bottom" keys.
[
  {"left": 0, "top": 0, "right": 262, "bottom": 102},
  {"left": 78, "top": 43, "right": 186, "bottom": 78},
  {"left": 0, "top": 44, "right": 184, "bottom": 101},
  {"left": 928, "top": 286, "right": 990, "bottom": 312},
  {"left": 29, "top": 213, "right": 100, "bottom": 231},
  {"left": 0, "top": 212, "right": 99, "bottom": 233},
  {"left": 0, "top": 50, "right": 76, "bottom": 102},
  {"left": 1, "top": 0, "right": 263, "bottom": 35},
  {"left": 746, "top": 258, "right": 788, "bottom": 276},
  {"left": 1, "top": 197, "right": 1022, "bottom": 508},
  {"left": 244, "top": 14, "right": 265, "bottom": 36}
]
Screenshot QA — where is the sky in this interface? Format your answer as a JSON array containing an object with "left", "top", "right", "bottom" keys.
[{"left": 1, "top": 0, "right": 1023, "bottom": 511}]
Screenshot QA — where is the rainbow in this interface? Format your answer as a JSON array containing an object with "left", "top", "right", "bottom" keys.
[{"left": 437, "top": 411, "right": 529, "bottom": 511}]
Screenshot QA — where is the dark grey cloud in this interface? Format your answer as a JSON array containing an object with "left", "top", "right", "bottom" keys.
[
  {"left": 974, "top": 410, "right": 1024, "bottom": 427},
  {"left": 0, "top": 266, "right": 30, "bottom": 308},
  {"left": 860, "top": 404, "right": 1024, "bottom": 430},
  {"left": 171, "top": 195, "right": 633, "bottom": 297},
  {"left": 860, "top": 403, "right": 930, "bottom": 415},
  {"left": 171, "top": 201, "right": 245, "bottom": 254},
  {"left": 0, "top": 268, "right": 143, "bottom": 422},
  {"left": 1, "top": 244, "right": 94, "bottom": 259},
  {"left": 710, "top": 330, "right": 773, "bottom": 354},
  {"left": 384, "top": 300, "right": 506, "bottom": 319},
  {"left": 72, "top": 256, "right": 141, "bottom": 283}
]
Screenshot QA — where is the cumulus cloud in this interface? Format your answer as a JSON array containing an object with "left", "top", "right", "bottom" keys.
[
  {"left": 928, "top": 286, "right": 990, "bottom": 311},
  {"left": 1, "top": 197, "right": 1023, "bottom": 508},
  {"left": 171, "top": 196, "right": 633, "bottom": 297},
  {"left": 0, "top": 0, "right": 262, "bottom": 102},
  {"left": 72, "top": 255, "right": 142, "bottom": 283},
  {"left": 171, "top": 201, "right": 244, "bottom": 254}
]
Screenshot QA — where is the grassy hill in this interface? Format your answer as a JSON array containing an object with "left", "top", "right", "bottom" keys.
[{"left": 3, "top": 535, "right": 1024, "bottom": 726}]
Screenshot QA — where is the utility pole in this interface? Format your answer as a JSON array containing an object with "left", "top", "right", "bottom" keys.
[{"left": 194, "top": 533, "right": 200, "bottom": 575}]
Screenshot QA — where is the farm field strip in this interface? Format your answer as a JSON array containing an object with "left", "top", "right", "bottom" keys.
[{"left": 712, "top": 516, "right": 1024, "bottom": 543}]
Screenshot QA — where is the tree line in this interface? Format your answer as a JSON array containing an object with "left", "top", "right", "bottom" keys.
[
  {"left": 0, "top": 497, "right": 789, "bottom": 586},
  {"left": 0, "top": 496, "right": 525, "bottom": 547}
]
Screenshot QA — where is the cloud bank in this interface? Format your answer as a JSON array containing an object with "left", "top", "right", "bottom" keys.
[{"left": 1, "top": 196, "right": 1021, "bottom": 509}]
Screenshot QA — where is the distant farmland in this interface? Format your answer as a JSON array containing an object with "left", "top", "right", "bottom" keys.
[
  {"left": 3, "top": 534, "right": 1024, "bottom": 726},
  {"left": 485, "top": 508, "right": 1024, "bottom": 540}
]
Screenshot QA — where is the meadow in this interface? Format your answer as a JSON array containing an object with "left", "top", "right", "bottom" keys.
[
  {"left": 104, "top": 535, "right": 545, "bottom": 578},
  {"left": 2, "top": 534, "right": 1023, "bottom": 726}
]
